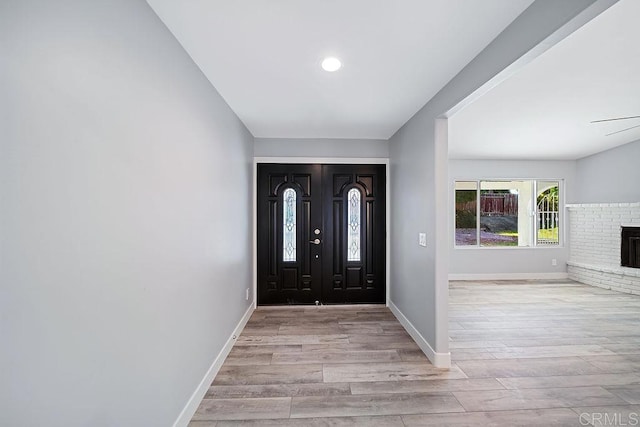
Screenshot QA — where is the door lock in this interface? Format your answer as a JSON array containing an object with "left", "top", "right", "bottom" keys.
[{"left": 309, "top": 238, "right": 321, "bottom": 245}]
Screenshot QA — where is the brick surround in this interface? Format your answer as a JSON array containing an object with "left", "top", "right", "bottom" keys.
[{"left": 567, "top": 202, "right": 640, "bottom": 295}]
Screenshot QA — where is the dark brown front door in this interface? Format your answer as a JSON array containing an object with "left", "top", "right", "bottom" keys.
[{"left": 257, "top": 163, "right": 386, "bottom": 305}]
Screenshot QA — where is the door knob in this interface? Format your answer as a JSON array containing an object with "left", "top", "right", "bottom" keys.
[{"left": 309, "top": 238, "right": 321, "bottom": 245}]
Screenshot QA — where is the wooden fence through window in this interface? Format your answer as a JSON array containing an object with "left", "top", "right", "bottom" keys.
[{"left": 456, "top": 193, "right": 518, "bottom": 216}]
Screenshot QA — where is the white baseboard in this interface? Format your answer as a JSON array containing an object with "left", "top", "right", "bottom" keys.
[
  {"left": 388, "top": 300, "right": 451, "bottom": 368},
  {"left": 173, "top": 303, "right": 255, "bottom": 427},
  {"left": 448, "top": 272, "right": 569, "bottom": 281}
]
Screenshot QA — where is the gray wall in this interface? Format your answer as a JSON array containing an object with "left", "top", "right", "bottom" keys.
[
  {"left": 254, "top": 138, "right": 389, "bottom": 158},
  {"left": 389, "top": 0, "right": 604, "bottom": 360},
  {"left": 449, "top": 160, "right": 577, "bottom": 275},
  {"left": 576, "top": 138, "right": 640, "bottom": 203},
  {"left": 0, "top": 1, "right": 253, "bottom": 426}
]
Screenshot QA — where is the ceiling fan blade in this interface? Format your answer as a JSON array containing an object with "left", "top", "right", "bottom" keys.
[
  {"left": 591, "top": 115, "right": 640, "bottom": 123},
  {"left": 605, "top": 123, "right": 640, "bottom": 136}
]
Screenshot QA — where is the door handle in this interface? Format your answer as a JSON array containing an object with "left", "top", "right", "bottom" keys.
[{"left": 309, "top": 238, "right": 321, "bottom": 245}]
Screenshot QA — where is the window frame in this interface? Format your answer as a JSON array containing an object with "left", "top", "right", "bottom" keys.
[{"left": 453, "top": 178, "right": 564, "bottom": 249}]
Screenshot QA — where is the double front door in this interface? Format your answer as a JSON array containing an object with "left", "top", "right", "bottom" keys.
[{"left": 257, "top": 163, "right": 386, "bottom": 305}]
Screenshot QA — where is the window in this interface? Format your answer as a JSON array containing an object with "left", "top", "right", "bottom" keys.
[
  {"left": 455, "top": 180, "right": 560, "bottom": 247},
  {"left": 283, "top": 188, "right": 296, "bottom": 262},
  {"left": 536, "top": 181, "right": 560, "bottom": 246},
  {"left": 347, "top": 188, "right": 361, "bottom": 261},
  {"left": 455, "top": 181, "right": 478, "bottom": 246}
]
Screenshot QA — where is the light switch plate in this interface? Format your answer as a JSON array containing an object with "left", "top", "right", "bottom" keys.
[{"left": 419, "top": 232, "right": 427, "bottom": 247}]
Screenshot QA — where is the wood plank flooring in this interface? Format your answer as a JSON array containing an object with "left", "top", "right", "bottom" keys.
[{"left": 190, "top": 280, "right": 640, "bottom": 426}]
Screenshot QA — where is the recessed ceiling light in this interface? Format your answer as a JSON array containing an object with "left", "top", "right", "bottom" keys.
[{"left": 321, "top": 57, "right": 342, "bottom": 72}]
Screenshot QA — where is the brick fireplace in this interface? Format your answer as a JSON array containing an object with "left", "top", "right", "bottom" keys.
[{"left": 567, "top": 202, "right": 640, "bottom": 295}]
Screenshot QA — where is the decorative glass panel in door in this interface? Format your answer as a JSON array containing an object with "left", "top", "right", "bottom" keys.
[
  {"left": 282, "top": 188, "right": 297, "bottom": 262},
  {"left": 347, "top": 188, "right": 361, "bottom": 262}
]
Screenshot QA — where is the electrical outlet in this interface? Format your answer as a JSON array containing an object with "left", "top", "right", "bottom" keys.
[
  {"left": 245, "top": 288, "right": 249, "bottom": 300},
  {"left": 418, "top": 232, "right": 427, "bottom": 247},
  {"left": 551, "top": 258, "right": 557, "bottom": 266}
]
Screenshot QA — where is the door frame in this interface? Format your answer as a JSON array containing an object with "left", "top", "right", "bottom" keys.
[{"left": 253, "top": 157, "right": 391, "bottom": 308}]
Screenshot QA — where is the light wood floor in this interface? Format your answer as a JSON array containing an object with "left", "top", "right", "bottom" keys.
[{"left": 190, "top": 280, "right": 640, "bottom": 426}]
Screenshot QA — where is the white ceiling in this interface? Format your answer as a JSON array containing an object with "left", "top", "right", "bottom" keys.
[
  {"left": 449, "top": 0, "right": 640, "bottom": 160},
  {"left": 146, "top": 0, "right": 533, "bottom": 139}
]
